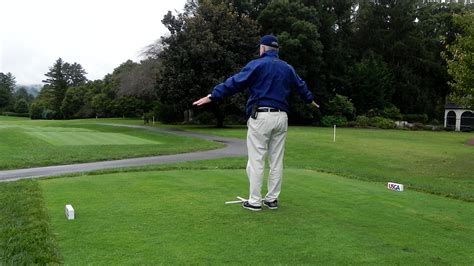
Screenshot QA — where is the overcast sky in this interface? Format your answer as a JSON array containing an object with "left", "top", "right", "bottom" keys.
[{"left": 0, "top": 0, "right": 187, "bottom": 85}]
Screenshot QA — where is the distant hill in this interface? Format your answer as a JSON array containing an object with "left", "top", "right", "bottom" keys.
[{"left": 15, "top": 84, "right": 42, "bottom": 97}]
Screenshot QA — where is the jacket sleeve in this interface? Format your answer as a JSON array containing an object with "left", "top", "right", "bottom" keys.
[
  {"left": 210, "top": 61, "right": 257, "bottom": 101},
  {"left": 291, "top": 68, "right": 314, "bottom": 104}
]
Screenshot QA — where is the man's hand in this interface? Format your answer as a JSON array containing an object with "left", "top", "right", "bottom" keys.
[
  {"left": 193, "top": 94, "right": 212, "bottom": 106},
  {"left": 311, "top": 101, "right": 320, "bottom": 109}
]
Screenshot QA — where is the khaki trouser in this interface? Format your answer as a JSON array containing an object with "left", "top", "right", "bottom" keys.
[{"left": 246, "top": 111, "right": 288, "bottom": 206}]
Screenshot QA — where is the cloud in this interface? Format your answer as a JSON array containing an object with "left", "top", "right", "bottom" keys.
[{"left": 0, "top": 0, "right": 186, "bottom": 85}]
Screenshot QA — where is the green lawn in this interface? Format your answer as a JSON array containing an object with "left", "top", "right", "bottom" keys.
[
  {"left": 176, "top": 125, "right": 474, "bottom": 201},
  {"left": 1, "top": 117, "right": 473, "bottom": 264},
  {"left": 0, "top": 117, "right": 221, "bottom": 170},
  {"left": 38, "top": 167, "right": 473, "bottom": 264}
]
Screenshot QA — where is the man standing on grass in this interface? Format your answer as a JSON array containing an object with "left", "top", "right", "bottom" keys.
[{"left": 193, "top": 35, "right": 319, "bottom": 211}]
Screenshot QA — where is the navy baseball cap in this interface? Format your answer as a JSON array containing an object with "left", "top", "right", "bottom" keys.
[{"left": 260, "top": 35, "right": 279, "bottom": 48}]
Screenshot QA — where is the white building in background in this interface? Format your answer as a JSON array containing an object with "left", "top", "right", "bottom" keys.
[
  {"left": 423, "top": 0, "right": 473, "bottom": 3},
  {"left": 444, "top": 104, "right": 474, "bottom": 132}
]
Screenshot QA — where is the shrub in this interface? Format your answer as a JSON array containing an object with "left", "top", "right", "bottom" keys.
[
  {"left": 355, "top": 116, "right": 370, "bottom": 127},
  {"left": 381, "top": 105, "right": 402, "bottom": 120},
  {"left": 61, "top": 87, "right": 85, "bottom": 119},
  {"left": 321, "top": 116, "right": 348, "bottom": 127},
  {"left": 193, "top": 111, "right": 216, "bottom": 125},
  {"left": 327, "top": 94, "right": 355, "bottom": 119},
  {"left": 369, "top": 116, "right": 395, "bottom": 129},
  {"left": 410, "top": 122, "right": 425, "bottom": 130},
  {"left": 403, "top": 114, "right": 428, "bottom": 123}
]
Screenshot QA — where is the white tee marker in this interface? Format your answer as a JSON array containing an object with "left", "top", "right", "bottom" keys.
[{"left": 65, "top": 204, "right": 75, "bottom": 220}]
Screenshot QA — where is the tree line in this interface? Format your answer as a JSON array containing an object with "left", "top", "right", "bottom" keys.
[{"left": 2, "top": 0, "right": 473, "bottom": 126}]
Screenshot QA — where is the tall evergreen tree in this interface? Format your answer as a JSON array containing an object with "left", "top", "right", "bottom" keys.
[
  {"left": 354, "top": 0, "right": 444, "bottom": 117},
  {"left": 303, "top": 0, "right": 358, "bottom": 112},
  {"left": 64, "top": 62, "right": 88, "bottom": 87},
  {"left": 42, "top": 58, "right": 87, "bottom": 116},
  {"left": 0, "top": 72, "right": 16, "bottom": 110},
  {"left": 42, "top": 58, "right": 69, "bottom": 115}
]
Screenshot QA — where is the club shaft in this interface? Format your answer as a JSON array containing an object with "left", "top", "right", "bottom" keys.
[{"left": 225, "top": 200, "right": 242, "bottom": 204}]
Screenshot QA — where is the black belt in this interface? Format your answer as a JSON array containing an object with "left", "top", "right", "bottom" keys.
[{"left": 257, "top": 107, "right": 281, "bottom": 112}]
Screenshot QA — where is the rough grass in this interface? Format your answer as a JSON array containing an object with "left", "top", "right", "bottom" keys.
[
  {"left": 0, "top": 180, "right": 62, "bottom": 264},
  {"left": 39, "top": 168, "right": 474, "bottom": 264},
  {"left": 176, "top": 125, "right": 474, "bottom": 201}
]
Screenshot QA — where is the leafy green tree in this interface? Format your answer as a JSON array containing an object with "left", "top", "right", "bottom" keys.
[
  {"left": 115, "top": 59, "right": 160, "bottom": 107},
  {"left": 30, "top": 101, "right": 46, "bottom": 119},
  {"left": 258, "top": 0, "right": 322, "bottom": 80},
  {"left": 14, "top": 98, "right": 29, "bottom": 113},
  {"left": 154, "top": 0, "right": 260, "bottom": 126},
  {"left": 78, "top": 80, "right": 107, "bottom": 118},
  {"left": 85, "top": 77, "right": 116, "bottom": 118},
  {"left": 91, "top": 93, "right": 112, "bottom": 117},
  {"left": 443, "top": 11, "right": 474, "bottom": 107},
  {"left": 61, "top": 87, "right": 85, "bottom": 119},
  {"left": 0, "top": 72, "right": 16, "bottom": 110},
  {"left": 34, "top": 85, "right": 56, "bottom": 111},
  {"left": 415, "top": 2, "right": 469, "bottom": 117},
  {"left": 258, "top": 0, "right": 323, "bottom": 123},
  {"left": 111, "top": 96, "right": 145, "bottom": 117},
  {"left": 211, "top": 0, "right": 271, "bottom": 19}
]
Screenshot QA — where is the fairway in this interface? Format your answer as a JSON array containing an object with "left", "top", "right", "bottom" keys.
[
  {"left": 26, "top": 131, "right": 160, "bottom": 146},
  {"left": 40, "top": 168, "right": 474, "bottom": 264},
  {"left": 0, "top": 117, "right": 221, "bottom": 170}
]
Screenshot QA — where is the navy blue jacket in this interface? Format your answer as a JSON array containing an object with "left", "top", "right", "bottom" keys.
[{"left": 210, "top": 50, "right": 314, "bottom": 116}]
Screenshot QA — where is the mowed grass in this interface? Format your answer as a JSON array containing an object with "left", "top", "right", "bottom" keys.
[
  {"left": 176, "top": 125, "right": 474, "bottom": 201},
  {"left": 26, "top": 131, "right": 160, "bottom": 146},
  {"left": 1, "top": 117, "right": 473, "bottom": 264},
  {"left": 0, "top": 117, "right": 221, "bottom": 170},
  {"left": 0, "top": 180, "right": 61, "bottom": 264},
  {"left": 39, "top": 168, "right": 474, "bottom": 264}
]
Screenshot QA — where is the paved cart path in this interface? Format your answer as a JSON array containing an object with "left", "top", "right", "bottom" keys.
[{"left": 0, "top": 124, "right": 247, "bottom": 182}]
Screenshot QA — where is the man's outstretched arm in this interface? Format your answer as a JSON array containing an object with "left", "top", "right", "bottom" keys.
[
  {"left": 193, "top": 94, "right": 212, "bottom": 106},
  {"left": 193, "top": 62, "right": 257, "bottom": 106}
]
